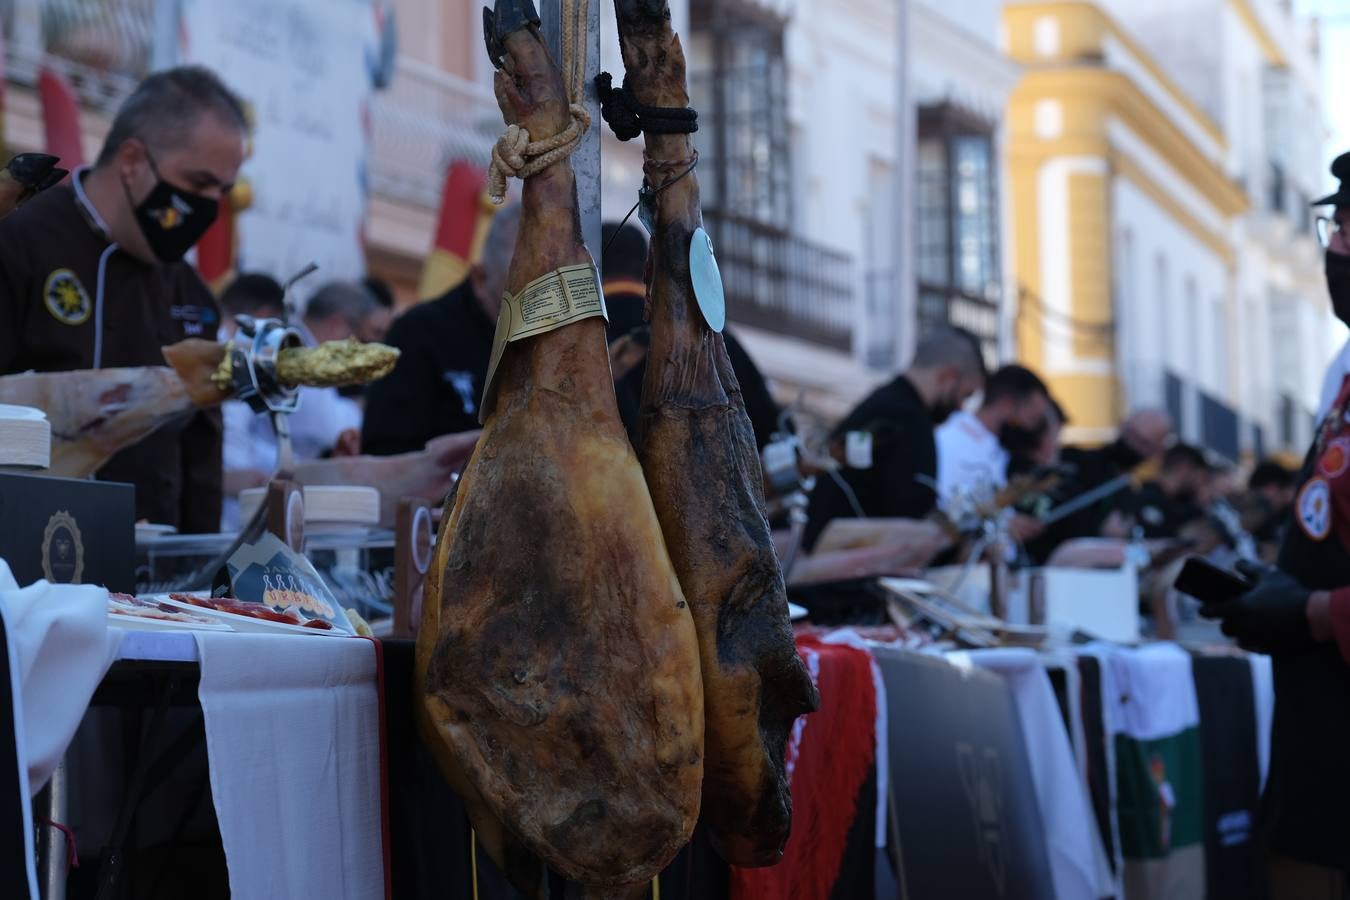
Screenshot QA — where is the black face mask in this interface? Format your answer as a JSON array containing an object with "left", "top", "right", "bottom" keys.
[
  {"left": 124, "top": 152, "right": 218, "bottom": 263},
  {"left": 1000, "top": 423, "right": 1043, "bottom": 455},
  {"left": 1326, "top": 251, "right": 1350, "bottom": 326}
]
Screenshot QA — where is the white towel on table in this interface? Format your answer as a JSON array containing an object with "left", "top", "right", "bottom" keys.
[
  {"left": 193, "top": 632, "right": 383, "bottom": 900},
  {"left": 0, "top": 559, "right": 120, "bottom": 794}
]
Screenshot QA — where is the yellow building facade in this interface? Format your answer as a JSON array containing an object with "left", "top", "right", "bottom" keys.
[{"left": 1003, "top": 0, "right": 1329, "bottom": 457}]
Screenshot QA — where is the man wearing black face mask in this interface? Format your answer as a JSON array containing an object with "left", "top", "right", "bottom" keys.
[
  {"left": 1199, "top": 153, "right": 1350, "bottom": 897},
  {"left": 0, "top": 66, "right": 245, "bottom": 532},
  {"left": 802, "top": 326, "right": 986, "bottom": 552},
  {"left": 934, "top": 364, "right": 1050, "bottom": 502}
]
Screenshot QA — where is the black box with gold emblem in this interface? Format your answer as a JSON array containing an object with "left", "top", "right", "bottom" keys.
[{"left": 0, "top": 472, "right": 133, "bottom": 592}]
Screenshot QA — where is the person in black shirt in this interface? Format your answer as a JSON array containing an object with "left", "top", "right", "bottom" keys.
[
  {"left": 0, "top": 66, "right": 245, "bottom": 532},
  {"left": 1057, "top": 407, "right": 1173, "bottom": 507},
  {"left": 802, "top": 326, "right": 986, "bottom": 551},
  {"left": 601, "top": 222, "right": 783, "bottom": 449},
  {"left": 1131, "top": 443, "right": 1211, "bottom": 539},
  {"left": 361, "top": 204, "right": 521, "bottom": 455},
  {"left": 1022, "top": 407, "right": 1174, "bottom": 561},
  {"left": 1245, "top": 459, "right": 1296, "bottom": 562}
]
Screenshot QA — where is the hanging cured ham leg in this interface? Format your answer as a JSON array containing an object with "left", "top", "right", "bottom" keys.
[
  {"left": 415, "top": 2, "right": 703, "bottom": 892},
  {"left": 612, "top": 0, "right": 820, "bottom": 867}
]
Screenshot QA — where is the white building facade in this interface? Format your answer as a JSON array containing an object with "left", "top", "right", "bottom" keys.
[{"left": 635, "top": 0, "right": 1024, "bottom": 422}]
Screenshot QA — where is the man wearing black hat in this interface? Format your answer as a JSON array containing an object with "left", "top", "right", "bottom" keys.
[{"left": 1204, "top": 151, "right": 1350, "bottom": 897}]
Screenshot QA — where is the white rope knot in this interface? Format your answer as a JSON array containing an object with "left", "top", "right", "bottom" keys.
[{"left": 487, "top": 103, "right": 591, "bottom": 204}]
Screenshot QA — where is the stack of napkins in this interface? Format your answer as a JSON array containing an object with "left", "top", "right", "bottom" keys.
[{"left": 0, "top": 406, "right": 49, "bottom": 469}]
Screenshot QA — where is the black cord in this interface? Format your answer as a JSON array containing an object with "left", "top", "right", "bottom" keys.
[
  {"left": 1017, "top": 286, "right": 1116, "bottom": 334},
  {"left": 600, "top": 155, "right": 700, "bottom": 257},
  {"left": 595, "top": 72, "right": 698, "bottom": 141},
  {"left": 604, "top": 196, "right": 643, "bottom": 255}
]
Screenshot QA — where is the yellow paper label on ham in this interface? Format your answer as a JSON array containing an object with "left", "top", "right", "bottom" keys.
[{"left": 480, "top": 262, "right": 608, "bottom": 422}]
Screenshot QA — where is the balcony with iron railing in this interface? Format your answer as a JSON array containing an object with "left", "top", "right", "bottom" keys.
[
  {"left": 701, "top": 209, "right": 855, "bottom": 352},
  {"left": 368, "top": 58, "right": 499, "bottom": 208}
]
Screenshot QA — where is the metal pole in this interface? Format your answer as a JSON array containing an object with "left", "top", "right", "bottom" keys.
[
  {"left": 540, "top": 1, "right": 603, "bottom": 274},
  {"left": 41, "top": 758, "right": 69, "bottom": 900},
  {"left": 893, "top": 0, "right": 916, "bottom": 368}
]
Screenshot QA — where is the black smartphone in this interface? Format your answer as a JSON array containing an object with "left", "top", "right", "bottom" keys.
[{"left": 1174, "top": 557, "right": 1252, "bottom": 603}]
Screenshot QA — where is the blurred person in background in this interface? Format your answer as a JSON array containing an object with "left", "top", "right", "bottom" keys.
[
  {"left": 1063, "top": 407, "right": 1174, "bottom": 492},
  {"left": 0, "top": 66, "right": 246, "bottom": 532},
  {"left": 1026, "top": 408, "right": 1175, "bottom": 556},
  {"left": 218, "top": 273, "right": 285, "bottom": 531},
  {"left": 1244, "top": 459, "right": 1297, "bottom": 563},
  {"left": 360, "top": 275, "right": 396, "bottom": 343},
  {"left": 302, "top": 280, "right": 377, "bottom": 344},
  {"left": 1007, "top": 398, "right": 1066, "bottom": 523},
  {"left": 216, "top": 275, "right": 364, "bottom": 530},
  {"left": 935, "top": 364, "right": 1051, "bottom": 502},
  {"left": 935, "top": 363, "right": 1052, "bottom": 546},
  {"left": 1019, "top": 397, "right": 1065, "bottom": 472},
  {"left": 1132, "top": 443, "right": 1212, "bottom": 541},
  {"left": 802, "top": 326, "right": 986, "bottom": 551},
  {"left": 601, "top": 221, "right": 783, "bottom": 449},
  {"left": 1249, "top": 458, "right": 1298, "bottom": 515},
  {"left": 290, "top": 280, "right": 366, "bottom": 455},
  {"left": 362, "top": 204, "right": 522, "bottom": 455}
]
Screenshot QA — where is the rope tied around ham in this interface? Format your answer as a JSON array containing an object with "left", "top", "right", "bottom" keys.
[
  {"left": 487, "top": 106, "right": 591, "bottom": 204},
  {"left": 595, "top": 72, "right": 698, "bottom": 142},
  {"left": 487, "top": 0, "right": 592, "bottom": 204}
]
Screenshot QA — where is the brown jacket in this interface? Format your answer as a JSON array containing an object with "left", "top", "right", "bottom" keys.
[{"left": 0, "top": 172, "right": 223, "bottom": 531}]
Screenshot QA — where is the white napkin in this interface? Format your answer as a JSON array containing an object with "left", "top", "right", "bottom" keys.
[
  {"left": 0, "top": 559, "right": 121, "bottom": 794},
  {"left": 193, "top": 632, "right": 383, "bottom": 900}
]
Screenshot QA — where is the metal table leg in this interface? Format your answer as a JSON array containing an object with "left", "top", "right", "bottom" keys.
[{"left": 39, "top": 757, "right": 68, "bottom": 900}]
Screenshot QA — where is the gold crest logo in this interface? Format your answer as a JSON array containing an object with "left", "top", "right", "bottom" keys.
[
  {"left": 41, "top": 510, "right": 85, "bottom": 584},
  {"left": 43, "top": 269, "right": 91, "bottom": 325},
  {"left": 148, "top": 194, "right": 192, "bottom": 230}
]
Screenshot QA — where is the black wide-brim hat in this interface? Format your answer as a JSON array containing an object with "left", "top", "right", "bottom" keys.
[{"left": 1313, "top": 151, "right": 1350, "bottom": 206}]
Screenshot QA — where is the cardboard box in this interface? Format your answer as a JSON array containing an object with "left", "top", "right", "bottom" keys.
[
  {"left": 0, "top": 472, "right": 134, "bottom": 592},
  {"left": 1029, "top": 566, "right": 1140, "bottom": 643}
]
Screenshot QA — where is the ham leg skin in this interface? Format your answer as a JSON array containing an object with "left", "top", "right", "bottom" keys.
[
  {"left": 0, "top": 340, "right": 225, "bottom": 478},
  {"left": 614, "top": 0, "right": 821, "bottom": 867},
  {"left": 415, "top": 11, "right": 704, "bottom": 893}
]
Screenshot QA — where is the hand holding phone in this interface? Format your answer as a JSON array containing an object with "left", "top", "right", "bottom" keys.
[{"left": 1174, "top": 556, "right": 1253, "bottom": 604}]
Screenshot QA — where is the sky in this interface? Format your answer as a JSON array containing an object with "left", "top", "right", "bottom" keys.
[{"left": 1299, "top": 0, "right": 1350, "bottom": 171}]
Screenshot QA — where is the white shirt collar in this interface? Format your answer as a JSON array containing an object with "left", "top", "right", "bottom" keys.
[{"left": 71, "top": 165, "right": 113, "bottom": 240}]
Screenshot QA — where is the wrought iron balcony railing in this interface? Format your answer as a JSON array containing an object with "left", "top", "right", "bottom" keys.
[
  {"left": 368, "top": 58, "right": 501, "bottom": 208},
  {"left": 701, "top": 209, "right": 855, "bottom": 352}
]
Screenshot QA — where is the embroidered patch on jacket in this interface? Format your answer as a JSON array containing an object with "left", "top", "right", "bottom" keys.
[
  {"left": 43, "top": 269, "right": 91, "bottom": 325},
  {"left": 1297, "top": 477, "right": 1332, "bottom": 541}
]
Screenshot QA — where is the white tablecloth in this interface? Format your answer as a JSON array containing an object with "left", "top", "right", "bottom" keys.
[
  {"left": 112, "top": 629, "right": 385, "bottom": 900},
  {"left": 193, "top": 632, "right": 384, "bottom": 900}
]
